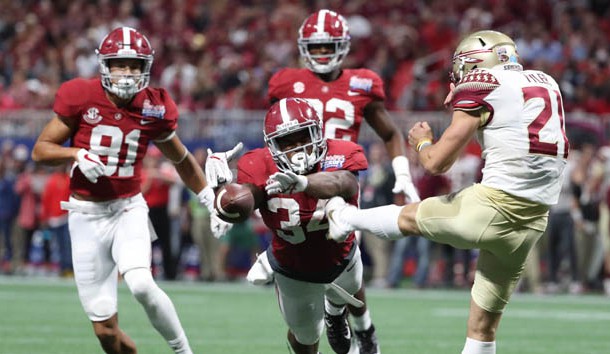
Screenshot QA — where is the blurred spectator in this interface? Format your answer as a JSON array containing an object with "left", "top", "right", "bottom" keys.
[
  {"left": 545, "top": 150, "right": 580, "bottom": 294},
  {"left": 188, "top": 147, "right": 225, "bottom": 282},
  {"left": 142, "top": 146, "right": 177, "bottom": 280},
  {"left": 359, "top": 142, "right": 395, "bottom": 288},
  {"left": 40, "top": 162, "right": 72, "bottom": 277},
  {"left": 571, "top": 142, "right": 606, "bottom": 292},
  {"left": 0, "top": 149, "right": 20, "bottom": 273},
  {"left": 14, "top": 160, "right": 47, "bottom": 274},
  {"left": 218, "top": 219, "right": 260, "bottom": 281},
  {"left": 160, "top": 50, "right": 198, "bottom": 109},
  {"left": 387, "top": 148, "right": 450, "bottom": 288}
]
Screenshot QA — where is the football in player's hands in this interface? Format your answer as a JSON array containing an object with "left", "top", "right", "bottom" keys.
[{"left": 214, "top": 183, "right": 254, "bottom": 223}]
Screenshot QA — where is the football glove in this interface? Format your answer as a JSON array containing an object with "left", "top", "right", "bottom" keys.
[
  {"left": 210, "top": 210, "right": 233, "bottom": 239},
  {"left": 205, "top": 142, "right": 243, "bottom": 188},
  {"left": 197, "top": 186, "right": 233, "bottom": 239},
  {"left": 197, "top": 186, "right": 215, "bottom": 211},
  {"left": 265, "top": 171, "right": 308, "bottom": 195},
  {"left": 76, "top": 148, "right": 105, "bottom": 184},
  {"left": 391, "top": 156, "right": 421, "bottom": 203}
]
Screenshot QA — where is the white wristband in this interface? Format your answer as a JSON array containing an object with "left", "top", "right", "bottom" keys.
[{"left": 297, "top": 174, "right": 309, "bottom": 192}]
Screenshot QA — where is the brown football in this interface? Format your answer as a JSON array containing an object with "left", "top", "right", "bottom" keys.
[{"left": 214, "top": 183, "right": 254, "bottom": 223}]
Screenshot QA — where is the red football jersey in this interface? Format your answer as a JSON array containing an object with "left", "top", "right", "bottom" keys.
[
  {"left": 237, "top": 140, "right": 368, "bottom": 280},
  {"left": 53, "top": 78, "right": 178, "bottom": 199},
  {"left": 267, "top": 68, "right": 385, "bottom": 142}
]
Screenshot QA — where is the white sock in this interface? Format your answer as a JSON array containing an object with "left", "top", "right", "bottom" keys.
[
  {"left": 351, "top": 309, "right": 372, "bottom": 331},
  {"left": 123, "top": 269, "right": 193, "bottom": 354},
  {"left": 344, "top": 205, "right": 403, "bottom": 240},
  {"left": 461, "top": 337, "right": 496, "bottom": 354},
  {"left": 324, "top": 298, "right": 346, "bottom": 316},
  {"left": 168, "top": 331, "right": 193, "bottom": 354}
]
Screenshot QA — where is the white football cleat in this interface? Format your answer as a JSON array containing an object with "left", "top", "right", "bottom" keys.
[{"left": 325, "top": 197, "right": 356, "bottom": 242}]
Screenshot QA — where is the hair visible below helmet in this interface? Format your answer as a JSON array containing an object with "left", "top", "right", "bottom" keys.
[
  {"left": 298, "top": 9, "right": 350, "bottom": 74},
  {"left": 264, "top": 98, "right": 327, "bottom": 175},
  {"left": 96, "top": 27, "right": 154, "bottom": 99},
  {"left": 451, "top": 30, "right": 521, "bottom": 83}
]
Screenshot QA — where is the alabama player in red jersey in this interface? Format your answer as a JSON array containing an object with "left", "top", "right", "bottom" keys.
[
  {"left": 232, "top": 98, "right": 367, "bottom": 354},
  {"left": 263, "top": 9, "right": 419, "bottom": 354},
  {"left": 31, "top": 27, "right": 239, "bottom": 354}
]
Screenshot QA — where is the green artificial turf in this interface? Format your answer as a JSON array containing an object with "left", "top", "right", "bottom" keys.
[{"left": 0, "top": 277, "right": 608, "bottom": 354}]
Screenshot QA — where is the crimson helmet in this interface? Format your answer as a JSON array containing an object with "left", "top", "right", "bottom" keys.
[
  {"left": 298, "top": 9, "right": 350, "bottom": 74},
  {"left": 264, "top": 98, "right": 327, "bottom": 174},
  {"left": 96, "top": 27, "right": 154, "bottom": 99}
]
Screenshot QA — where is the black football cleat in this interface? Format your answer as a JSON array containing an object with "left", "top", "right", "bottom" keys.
[
  {"left": 354, "top": 324, "right": 380, "bottom": 354},
  {"left": 324, "top": 309, "right": 352, "bottom": 354}
]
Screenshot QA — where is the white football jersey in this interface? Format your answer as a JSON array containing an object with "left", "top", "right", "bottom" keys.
[{"left": 452, "top": 68, "right": 568, "bottom": 205}]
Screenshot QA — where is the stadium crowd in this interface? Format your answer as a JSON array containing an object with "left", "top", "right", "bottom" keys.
[
  {"left": 1, "top": 0, "right": 610, "bottom": 113},
  {"left": 1, "top": 0, "right": 610, "bottom": 297}
]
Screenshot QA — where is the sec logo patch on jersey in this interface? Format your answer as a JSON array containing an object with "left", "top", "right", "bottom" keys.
[
  {"left": 293, "top": 81, "right": 305, "bottom": 94},
  {"left": 83, "top": 107, "right": 102, "bottom": 125}
]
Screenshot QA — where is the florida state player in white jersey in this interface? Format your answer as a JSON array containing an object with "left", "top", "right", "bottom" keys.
[
  {"left": 325, "top": 30, "right": 569, "bottom": 354},
  {"left": 252, "top": 10, "right": 418, "bottom": 354},
  {"left": 32, "top": 27, "right": 239, "bottom": 354}
]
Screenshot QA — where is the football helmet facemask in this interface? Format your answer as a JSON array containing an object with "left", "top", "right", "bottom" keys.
[
  {"left": 451, "top": 30, "right": 521, "bottom": 83},
  {"left": 97, "top": 27, "right": 154, "bottom": 99},
  {"left": 264, "top": 98, "right": 327, "bottom": 175},
  {"left": 298, "top": 9, "right": 350, "bottom": 74}
]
